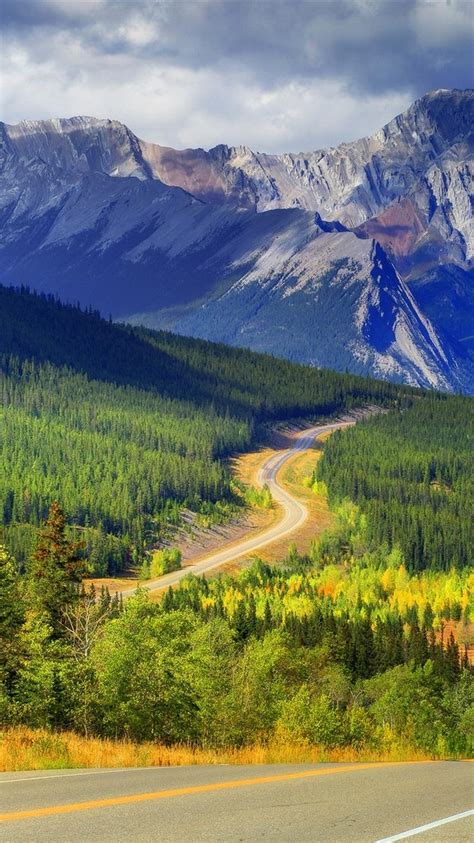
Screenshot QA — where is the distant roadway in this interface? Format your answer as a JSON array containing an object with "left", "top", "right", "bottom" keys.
[
  {"left": 120, "top": 419, "right": 352, "bottom": 597},
  {"left": 1, "top": 761, "right": 472, "bottom": 841}
]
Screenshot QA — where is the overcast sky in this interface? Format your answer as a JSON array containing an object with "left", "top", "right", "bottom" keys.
[{"left": 1, "top": 0, "right": 472, "bottom": 153}]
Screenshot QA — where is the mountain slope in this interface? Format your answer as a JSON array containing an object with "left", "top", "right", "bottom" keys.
[
  {"left": 0, "top": 90, "right": 472, "bottom": 391},
  {"left": 0, "top": 164, "right": 455, "bottom": 389},
  {"left": 173, "top": 235, "right": 455, "bottom": 389}
]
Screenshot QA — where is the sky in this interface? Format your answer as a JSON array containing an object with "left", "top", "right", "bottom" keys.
[{"left": 1, "top": 0, "right": 472, "bottom": 153}]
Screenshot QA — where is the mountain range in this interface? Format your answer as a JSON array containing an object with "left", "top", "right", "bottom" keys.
[{"left": 1, "top": 88, "right": 472, "bottom": 391}]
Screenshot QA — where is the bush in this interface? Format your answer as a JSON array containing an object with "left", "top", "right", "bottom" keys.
[
  {"left": 278, "top": 687, "right": 346, "bottom": 747},
  {"left": 149, "top": 547, "right": 182, "bottom": 578},
  {"left": 244, "top": 484, "right": 273, "bottom": 509}
]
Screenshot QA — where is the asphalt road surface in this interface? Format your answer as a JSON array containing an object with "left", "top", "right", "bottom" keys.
[
  {"left": 119, "top": 419, "right": 352, "bottom": 597},
  {"left": 1, "top": 761, "right": 472, "bottom": 841}
]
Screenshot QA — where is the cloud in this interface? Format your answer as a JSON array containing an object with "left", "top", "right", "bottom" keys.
[{"left": 1, "top": 0, "right": 472, "bottom": 152}]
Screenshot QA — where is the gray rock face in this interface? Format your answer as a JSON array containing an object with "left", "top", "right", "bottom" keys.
[
  {"left": 217, "top": 90, "right": 473, "bottom": 223},
  {"left": 3, "top": 89, "right": 471, "bottom": 248},
  {"left": 0, "top": 89, "right": 472, "bottom": 391},
  {"left": 171, "top": 233, "right": 456, "bottom": 391}
]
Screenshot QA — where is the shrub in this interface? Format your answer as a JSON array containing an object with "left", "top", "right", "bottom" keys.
[{"left": 149, "top": 547, "right": 182, "bottom": 578}]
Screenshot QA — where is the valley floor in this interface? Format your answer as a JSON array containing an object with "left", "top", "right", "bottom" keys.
[{"left": 87, "top": 419, "right": 344, "bottom": 598}]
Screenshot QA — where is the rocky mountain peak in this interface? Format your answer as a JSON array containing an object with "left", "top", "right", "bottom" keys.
[{"left": 0, "top": 89, "right": 472, "bottom": 392}]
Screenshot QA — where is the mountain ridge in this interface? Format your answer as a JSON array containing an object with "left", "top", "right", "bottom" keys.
[{"left": 1, "top": 89, "right": 472, "bottom": 392}]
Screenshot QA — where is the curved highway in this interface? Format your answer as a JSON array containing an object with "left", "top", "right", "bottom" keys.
[{"left": 120, "top": 420, "right": 351, "bottom": 597}]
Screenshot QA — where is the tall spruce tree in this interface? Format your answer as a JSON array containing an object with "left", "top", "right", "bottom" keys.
[{"left": 26, "top": 502, "right": 86, "bottom": 635}]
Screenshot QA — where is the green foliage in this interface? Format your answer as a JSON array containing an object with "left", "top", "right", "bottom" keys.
[
  {"left": 243, "top": 483, "right": 273, "bottom": 509},
  {"left": 13, "top": 613, "right": 63, "bottom": 729},
  {"left": 193, "top": 499, "right": 239, "bottom": 529},
  {"left": 26, "top": 502, "right": 86, "bottom": 636},
  {"left": 92, "top": 597, "right": 199, "bottom": 743},
  {"left": 317, "top": 396, "right": 474, "bottom": 571},
  {"left": 0, "top": 360, "right": 241, "bottom": 569},
  {"left": 149, "top": 548, "right": 182, "bottom": 578},
  {"left": 0, "top": 545, "right": 24, "bottom": 697},
  {"left": 1, "top": 545, "right": 472, "bottom": 755},
  {"left": 280, "top": 686, "right": 344, "bottom": 746}
]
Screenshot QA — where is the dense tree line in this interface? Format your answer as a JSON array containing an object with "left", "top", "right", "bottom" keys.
[
  {"left": 1, "top": 508, "right": 471, "bottom": 756},
  {"left": 161, "top": 564, "right": 470, "bottom": 684},
  {"left": 0, "top": 358, "right": 245, "bottom": 569},
  {"left": 0, "top": 284, "right": 414, "bottom": 571},
  {"left": 0, "top": 283, "right": 416, "bottom": 421},
  {"left": 316, "top": 396, "right": 474, "bottom": 571}
]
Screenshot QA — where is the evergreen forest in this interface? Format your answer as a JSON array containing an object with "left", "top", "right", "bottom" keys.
[
  {"left": 316, "top": 397, "right": 474, "bottom": 572},
  {"left": 0, "top": 284, "right": 412, "bottom": 572}
]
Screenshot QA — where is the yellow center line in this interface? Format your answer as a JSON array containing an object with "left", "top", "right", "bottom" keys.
[{"left": 1, "top": 761, "right": 435, "bottom": 822}]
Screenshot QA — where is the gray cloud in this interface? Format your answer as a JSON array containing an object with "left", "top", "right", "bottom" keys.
[{"left": 1, "top": 0, "right": 472, "bottom": 152}]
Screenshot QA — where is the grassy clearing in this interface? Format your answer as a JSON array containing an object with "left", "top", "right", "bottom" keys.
[{"left": 0, "top": 727, "right": 434, "bottom": 772}]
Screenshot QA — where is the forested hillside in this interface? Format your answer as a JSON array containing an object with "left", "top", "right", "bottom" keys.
[
  {"left": 1, "top": 284, "right": 472, "bottom": 763},
  {"left": 316, "top": 397, "right": 474, "bottom": 572},
  {"left": 1, "top": 284, "right": 407, "bottom": 417},
  {"left": 0, "top": 285, "right": 411, "bottom": 571}
]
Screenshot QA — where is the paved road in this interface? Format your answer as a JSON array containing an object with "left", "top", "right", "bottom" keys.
[
  {"left": 1, "top": 761, "right": 472, "bottom": 841},
  {"left": 120, "top": 419, "right": 352, "bottom": 597}
]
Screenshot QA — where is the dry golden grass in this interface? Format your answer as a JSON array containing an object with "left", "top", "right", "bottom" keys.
[
  {"left": 86, "top": 574, "right": 139, "bottom": 593},
  {"left": 0, "top": 727, "right": 434, "bottom": 772}
]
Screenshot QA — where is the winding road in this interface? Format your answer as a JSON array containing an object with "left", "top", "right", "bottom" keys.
[{"left": 120, "top": 419, "right": 352, "bottom": 597}]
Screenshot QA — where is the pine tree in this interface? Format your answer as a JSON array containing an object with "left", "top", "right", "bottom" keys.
[
  {"left": 247, "top": 594, "right": 257, "bottom": 637},
  {"left": 351, "top": 618, "right": 376, "bottom": 679},
  {"left": 162, "top": 587, "right": 175, "bottom": 612},
  {"left": 407, "top": 622, "right": 429, "bottom": 666},
  {"left": 26, "top": 502, "right": 86, "bottom": 635},
  {"left": 422, "top": 602, "right": 434, "bottom": 630},
  {"left": 234, "top": 599, "right": 249, "bottom": 642},
  {"left": 444, "top": 632, "right": 461, "bottom": 683},
  {"left": 262, "top": 599, "right": 273, "bottom": 633}
]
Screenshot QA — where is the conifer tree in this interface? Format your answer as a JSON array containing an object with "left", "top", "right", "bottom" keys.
[
  {"left": 351, "top": 618, "right": 376, "bottom": 679},
  {"left": 407, "top": 622, "right": 429, "bottom": 666},
  {"left": 162, "top": 587, "right": 175, "bottom": 612},
  {"left": 234, "top": 599, "right": 249, "bottom": 642},
  {"left": 444, "top": 632, "right": 461, "bottom": 683},
  {"left": 26, "top": 502, "right": 86, "bottom": 635},
  {"left": 247, "top": 594, "right": 257, "bottom": 636},
  {"left": 263, "top": 599, "right": 273, "bottom": 633}
]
